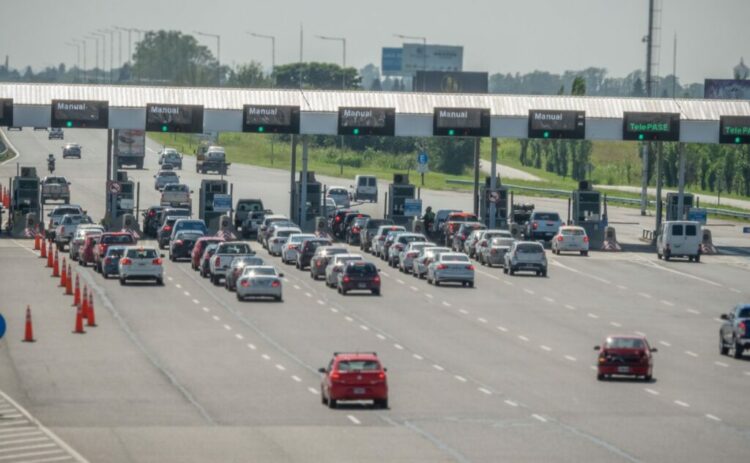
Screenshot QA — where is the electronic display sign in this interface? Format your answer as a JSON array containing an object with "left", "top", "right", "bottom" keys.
[
  {"left": 719, "top": 116, "right": 750, "bottom": 144},
  {"left": 0, "top": 99, "right": 12, "bottom": 127},
  {"left": 51, "top": 99, "right": 109, "bottom": 129},
  {"left": 433, "top": 107, "right": 490, "bottom": 137},
  {"left": 243, "top": 105, "right": 300, "bottom": 134},
  {"left": 145, "top": 104, "right": 204, "bottom": 133},
  {"left": 623, "top": 112, "right": 680, "bottom": 141},
  {"left": 528, "top": 110, "right": 585, "bottom": 139},
  {"left": 337, "top": 107, "right": 396, "bottom": 136}
]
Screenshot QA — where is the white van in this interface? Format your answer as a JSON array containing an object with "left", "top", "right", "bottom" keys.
[
  {"left": 352, "top": 175, "right": 378, "bottom": 203},
  {"left": 656, "top": 220, "right": 702, "bottom": 262}
]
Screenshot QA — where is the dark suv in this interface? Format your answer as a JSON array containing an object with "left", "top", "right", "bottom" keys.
[
  {"left": 296, "top": 238, "right": 332, "bottom": 270},
  {"left": 330, "top": 209, "right": 353, "bottom": 239},
  {"left": 452, "top": 222, "right": 487, "bottom": 252},
  {"left": 142, "top": 206, "right": 165, "bottom": 238},
  {"left": 337, "top": 261, "right": 381, "bottom": 296},
  {"left": 344, "top": 213, "right": 370, "bottom": 245}
]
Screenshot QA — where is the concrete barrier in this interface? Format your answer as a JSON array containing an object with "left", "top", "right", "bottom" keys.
[
  {"left": 601, "top": 226, "right": 622, "bottom": 251},
  {"left": 10, "top": 212, "right": 39, "bottom": 238},
  {"left": 640, "top": 228, "right": 655, "bottom": 244},
  {"left": 412, "top": 219, "right": 425, "bottom": 234},
  {"left": 701, "top": 228, "right": 718, "bottom": 255},
  {"left": 119, "top": 213, "right": 142, "bottom": 239},
  {"left": 216, "top": 215, "right": 238, "bottom": 241}
]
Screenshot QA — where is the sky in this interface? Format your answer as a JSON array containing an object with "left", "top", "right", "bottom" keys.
[{"left": 1, "top": 0, "right": 748, "bottom": 83}]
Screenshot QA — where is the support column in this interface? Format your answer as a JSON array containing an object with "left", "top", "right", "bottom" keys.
[
  {"left": 289, "top": 135, "right": 297, "bottom": 220},
  {"left": 105, "top": 129, "right": 113, "bottom": 229},
  {"left": 473, "top": 138, "right": 480, "bottom": 216},
  {"left": 489, "top": 138, "right": 498, "bottom": 229},
  {"left": 655, "top": 143, "right": 664, "bottom": 233},
  {"left": 676, "top": 142, "right": 686, "bottom": 220},
  {"left": 640, "top": 143, "right": 649, "bottom": 215},
  {"left": 300, "top": 137, "right": 309, "bottom": 231}
]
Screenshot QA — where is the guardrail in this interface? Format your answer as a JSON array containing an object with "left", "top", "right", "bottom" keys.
[{"left": 445, "top": 179, "right": 750, "bottom": 221}]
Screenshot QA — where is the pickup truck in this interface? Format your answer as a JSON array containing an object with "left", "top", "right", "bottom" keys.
[
  {"left": 160, "top": 183, "right": 192, "bottom": 209},
  {"left": 196, "top": 146, "right": 229, "bottom": 175},
  {"left": 234, "top": 198, "right": 265, "bottom": 230},
  {"left": 208, "top": 241, "right": 254, "bottom": 285},
  {"left": 40, "top": 176, "right": 71, "bottom": 204},
  {"left": 720, "top": 304, "right": 750, "bottom": 359},
  {"left": 46, "top": 205, "right": 84, "bottom": 239},
  {"left": 54, "top": 214, "right": 94, "bottom": 251},
  {"left": 525, "top": 211, "right": 562, "bottom": 242}
]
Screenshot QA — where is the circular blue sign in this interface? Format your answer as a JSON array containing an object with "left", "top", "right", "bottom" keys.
[
  {"left": 0, "top": 314, "right": 6, "bottom": 340},
  {"left": 418, "top": 152, "right": 428, "bottom": 164}
]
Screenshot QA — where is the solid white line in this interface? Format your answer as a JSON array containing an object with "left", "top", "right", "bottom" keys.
[
  {"left": 291, "top": 375, "right": 301, "bottom": 382},
  {"left": 433, "top": 364, "right": 444, "bottom": 371},
  {"left": 477, "top": 317, "right": 487, "bottom": 324},
  {"left": 644, "top": 388, "right": 660, "bottom": 396},
  {"left": 637, "top": 292, "right": 652, "bottom": 299},
  {"left": 394, "top": 344, "right": 404, "bottom": 350},
  {"left": 413, "top": 354, "right": 423, "bottom": 360},
  {"left": 235, "top": 334, "right": 243, "bottom": 340},
  {"left": 247, "top": 343, "right": 256, "bottom": 350},
  {"left": 659, "top": 341, "right": 671, "bottom": 347},
  {"left": 478, "top": 387, "right": 492, "bottom": 395},
  {"left": 685, "top": 351, "right": 699, "bottom": 358},
  {"left": 308, "top": 387, "right": 318, "bottom": 395},
  {"left": 223, "top": 324, "right": 231, "bottom": 331},
  {"left": 674, "top": 400, "right": 690, "bottom": 408},
  {"left": 587, "top": 313, "right": 599, "bottom": 319},
  {"left": 705, "top": 414, "right": 721, "bottom": 422},
  {"left": 540, "top": 345, "right": 552, "bottom": 352},
  {"left": 275, "top": 364, "right": 286, "bottom": 371},
  {"left": 518, "top": 335, "right": 529, "bottom": 342},
  {"left": 261, "top": 354, "right": 270, "bottom": 361},
  {"left": 192, "top": 299, "right": 200, "bottom": 304},
  {"left": 523, "top": 288, "right": 535, "bottom": 295},
  {"left": 454, "top": 375, "right": 467, "bottom": 382},
  {"left": 0, "top": 443, "right": 57, "bottom": 454},
  {"left": 504, "top": 399, "right": 518, "bottom": 407},
  {"left": 564, "top": 304, "right": 576, "bottom": 311},
  {"left": 497, "top": 326, "right": 508, "bottom": 332},
  {"left": 0, "top": 436, "right": 48, "bottom": 446},
  {"left": 347, "top": 415, "right": 361, "bottom": 425},
  {"left": 610, "top": 322, "right": 622, "bottom": 328},
  {"left": 183, "top": 291, "right": 190, "bottom": 297},
  {"left": 376, "top": 334, "right": 386, "bottom": 340},
  {"left": 564, "top": 355, "right": 577, "bottom": 362},
  {"left": 714, "top": 361, "right": 729, "bottom": 368},
  {"left": 359, "top": 325, "right": 369, "bottom": 331},
  {"left": 344, "top": 316, "right": 353, "bottom": 322},
  {"left": 531, "top": 414, "right": 547, "bottom": 423},
  {"left": 442, "top": 301, "right": 451, "bottom": 307}
]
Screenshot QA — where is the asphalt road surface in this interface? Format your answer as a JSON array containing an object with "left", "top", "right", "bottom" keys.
[{"left": 1, "top": 128, "right": 749, "bottom": 462}]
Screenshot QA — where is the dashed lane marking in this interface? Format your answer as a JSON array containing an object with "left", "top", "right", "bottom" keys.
[
  {"left": 235, "top": 334, "right": 243, "bottom": 340},
  {"left": 531, "top": 414, "right": 547, "bottom": 423},
  {"left": 410, "top": 286, "right": 419, "bottom": 292},
  {"left": 175, "top": 283, "right": 182, "bottom": 289},
  {"left": 616, "top": 285, "right": 628, "bottom": 290},
  {"left": 687, "top": 309, "right": 701, "bottom": 315},
  {"left": 706, "top": 414, "right": 721, "bottom": 422},
  {"left": 634, "top": 331, "right": 646, "bottom": 337},
  {"left": 291, "top": 376, "right": 302, "bottom": 382},
  {"left": 413, "top": 354, "right": 423, "bottom": 360},
  {"left": 317, "top": 300, "right": 325, "bottom": 305},
  {"left": 543, "top": 296, "right": 555, "bottom": 303},
  {"left": 167, "top": 277, "right": 173, "bottom": 281},
  {"left": 212, "top": 315, "right": 220, "bottom": 321},
  {"left": 344, "top": 316, "right": 353, "bottom": 322},
  {"left": 202, "top": 307, "right": 210, "bottom": 312},
  {"left": 540, "top": 345, "right": 552, "bottom": 352},
  {"left": 659, "top": 341, "right": 671, "bottom": 347},
  {"left": 477, "top": 317, "right": 488, "bottom": 324},
  {"left": 293, "top": 285, "right": 301, "bottom": 290},
  {"left": 261, "top": 354, "right": 271, "bottom": 361},
  {"left": 360, "top": 325, "right": 369, "bottom": 331},
  {"left": 347, "top": 415, "right": 361, "bottom": 425},
  {"left": 376, "top": 334, "right": 386, "bottom": 340},
  {"left": 223, "top": 324, "right": 232, "bottom": 331},
  {"left": 425, "top": 293, "right": 434, "bottom": 299},
  {"left": 442, "top": 301, "right": 451, "bottom": 307},
  {"left": 587, "top": 313, "right": 599, "bottom": 319},
  {"left": 330, "top": 307, "right": 339, "bottom": 313},
  {"left": 247, "top": 343, "right": 256, "bottom": 350},
  {"left": 454, "top": 375, "right": 467, "bottom": 382},
  {"left": 478, "top": 387, "right": 492, "bottom": 395},
  {"left": 729, "top": 288, "right": 741, "bottom": 294},
  {"left": 564, "top": 355, "right": 577, "bottom": 362},
  {"left": 523, "top": 288, "right": 535, "bottom": 295},
  {"left": 304, "top": 292, "right": 312, "bottom": 298},
  {"left": 497, "top": 326, "right": 508, "bottom": 333},
  {"left": 275, "top": 364, "right": 286, "bottom": 371},
  {"left": 396, "top": 279, "right": 405, "bottom": 285},
  {"left": 564, "top": 304, "right": 576, "bottom": 311},
  {"left": 308, "top": 387, "right": 318, "bottom": 395},
  {"left": 610, "top": 322, "right": 622, "bottom": 328},
  {"left": 504, "top": 400, "right": 518, "bottom": 407},
  {"left": 674, "top": 400, "right": 690, "bottom": 408},
  {"left": 192, "top": 299, "right": 200, "bottom": 304},
  {"left": 381, "top": 271, "right": 390, "bottom": 277},
  {"left": 714, "top": 361, "right": 729, "bottom": 368},
  {"left": 637, "top": 292, "right": 652, "bottom": 299},
  {"left": 685, "top": 351, "right": 699, "bottom": 358},
  {"left": 433, "top": 364, "right": 445, "bottom": 371},
  {"left": 394, "top": 344, "right": 404, "bottom": 350},
  {"left": 183, "top": 291, "right": 191, "bottom": 297},
  {"left": 518, "top": 335, "right": 529, "bottom": 342},
  {"left": 459, "top": 309, "right": 469, "bottom": 315},
  {"left": 644, "top": 388, "right": 659, "bottom": 396}
]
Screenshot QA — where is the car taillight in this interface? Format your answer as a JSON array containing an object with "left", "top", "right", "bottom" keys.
[
  {"left": 214, "top": 256, "right": 221, "bottom": 266},
  {"left": 271, "top": 280, "right": 281, "bottom": 287},
  {"left": 352, "top": 227, "right": 360, "bottom": 232},
  {"left": 436, "top": 264, "right": 447, "bottom": 270},
  {"left": 378, "top": 372, "right": 385, "bottom": 380},
  {"left": 240, "top": 280, "right": 250, "bottom": 287},
  {"left": 121, "top": 258, "right": 132, "bottom": 265},
  {"left": 330, "top": 372, "right": 340, "bottom": 380},
  {"left": 152, "top": 258, "right": 162, "bottom": 265},
  {"left": 316, "top": 260, "right": 324, "bottom": 267},
  {"left": 148, "top": 210, "right": 156, "bottom": 217},
  {"left": 557, "top": 235, "right": 564, "bottom": 241},
  {"left": 164, "top": 225, "right": 172, "bottom": 231},
  {"left": 481, "top": 242, "right": 488, "bottom": 247},
  {"left": 532, "top": 222, "right": 538, "bottom": 230},
  {"left": 373, "top": 276, "right": 380, "bottom": 283},
  {"left": 466, "top": 265, "right": 474, "bottom": 270},
  {"left": 175, "top": 240, "right": 184, "bottom": 245},
  {"left": 104, "top": 257, "right": 111, "bottom": 264},
  {"left": 335, "top": 216, "right": 342, "bottom": 222},
  {"left": 378, "top": 236, "right": 385, "bottom": 241},
  {"left": 740, "top": 321, "right": 747, "bottom": 336},
  {"left": 583, "top": 236, "right": 589, "bottom": 243},
  {"left": 343, "top": 276, "right": 351, "bottom": 283}
]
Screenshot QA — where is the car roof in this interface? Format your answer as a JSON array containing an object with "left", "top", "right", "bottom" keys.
[
  {"left": 333, "top": 352, "right": 379, "bottom": 361},
  {"left": 439, "top": 252, "right": 469, "bottom": 258},
  {"left": 605, "top": 334, "right": 647, "bottom": 341}
]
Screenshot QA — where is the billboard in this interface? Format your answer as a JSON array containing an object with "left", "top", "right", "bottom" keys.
[
  {"left": 400, "top": 44, "right": 463, "bottom": 77},
  {"left": 413, "top": 71, "right": 488, "bottom": 93},
  {"left": 381, "top": 47, "right": 403, "bottom": 76},
  {"left": 704, "top": 79, "right": 750, "bottom": 100}
]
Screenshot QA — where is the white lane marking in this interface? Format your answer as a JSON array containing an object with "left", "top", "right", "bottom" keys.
[
  {"left": 634, "top": 331, "right": 646, "bottom": 337},
  {"left": 359, "top": 325, "right": 369, "bottom": 331},
  {"left": 376, "top": 334, "right": 386, "bottom": 340},
  {"left": 543, "top": 296, "right": 555, "bottom": 303},
  {"left": 504, "top": 400, "right": 518, "bottom": 407},
  {"left": 167, "top": 276, "right": 174, "bottom": 281},
  {"left": 674, "top": 400, "right": 690, "bottom": 408},
  {"left": 637, "top": 292, "right": 652, "bottom": 299},
  {"left": 744, "top": 371, "right": 750, "bottom": 376},
  {"left": 0, "top": 430, "right": 41, "bottom": 439},
  {"left": 275, "top": 364, "right": 286, "bottom": 371},
  {"left": 330, "top": 307, "right": 339, "bottom": 313},
  {"left": 0, "top": 428, "right": 38, "bottom": 436},
  {"left": 442, "top": 301, "right": 451, "bottom": 307},
  {"left": 247, "top": 343, "right": 256, "bottom": 350},
  {"left": 183, "top": 291, "right": 190, "bottom": 297},
  {"left": 347, "top": 415, "right": 361, "bottom": 425},
  {"left": 454, "top": 375, "right": 467, "bottom": 382},
  {"left": 540, "top": 345, "right": 552, "bottom": 352},
  {"left": 478, "top": 387, "right": 492, "bottom": 395},
  {"left": 564, "top": 355, "right": 577, "bottom": 362},
  {"left": 223, "top": 324, "right": 232, "bottom": 331},
  {"left": 502, "top": 280, "right": 513, "bottom": 286},
  {"left": 344, "top": 316, "right": 353, "bottom": 322},
  {"left": 587, "top": 313, "right": 599, "bottom": 319},
  {"left": 283, "top": 278, "right": 290, "bottom": 283},
  {"left": 518, "top": 335, "right": 529, "bottom": 342},
  {"left": 730, "top": 288, "right": 741, "bottom": 294},
  {"left": 0, "top": 443, "right": 57, "bottom": 454},
  {"left": 261, "top": 354, "right": 271, "bottom": 361},
  {"left": 644, "top": 388, "right": 660, "bottom": 396},
  {"left": 648, "top": 261, "right": 723, "bottom": 287},
  {"left": 425, "top": 293, "right": 434, "bottom": 299},
  {"left": 175, "top": 284, "right": 182, "bottom": 289},
  {"left": 304, "top": 292, "right": 312, "bottom": 298},
  {"left": 235, "top": 334, "right": 243, "bottom": 340},
  {"left": 433, "top": 364, "right": 444, "bottom": 371},
  {"left": 0, "top": 436, "right": 48, "bottom": 446},
  {"left": 413, "top": 354, "right": 423, "bottom": 360},
  {"left": 659, "top": 341, "right": 671, "bottom": 347},
  {"left": 192, "top": 299, "right": 200, "bottom": 304},
  {"left": 317, "top": 300, "right": 325, "bottom": 305},
  {"left": 706, "top": 414, "right": 721, "bottom": 422},
  {"left": 212, "top": 315, "right": 220, "bottom": 321},
  {"left": 617, "top": 285, "right": 628, "bottom": 290},
  {"left": 531, "top": 414, "right": 547, "bottom": 423},
  {"left": 523, "top": 288, "right": 535, "bottom": 295},
  {"left": 685, "top": 351, "right": 699, "bottom": 358},
  {"left": 477, "top": 317, "right": 488, "bottom": 324},
  {"left": 396, "top": 279, "right": 405, "bottom": 285},
  {"left": 660, "top": 300, "right": 674, "bottom": 307},
  {"left": 0, "top": 414, "right": 22, "bottom": 419},
  {"left": 564, "top": 304, "right": 576, "bottom": 311},
  {"left": 0, "top": 450, "right": 67, "bottom": 460},
  {"left": 308, "top": 387, "right": 318, "bottom": 395},
  {"left": 714, "top": 361, "right": 729, "bottom": 368},
  {"left": 394, "top": 344, "right": 404, "bottom": 350},
  {"left": 202, "top": 307, "right": 210, "bottom": 312},
  {"left": 459, "top": 309, "right": 469, "bottom": 315},
  {"left": 687, "top": 309, "right": 701, "bottom": 315},
  {"left": 497, "top": 326, "right": 508, "bottom": 333},
  {"left": 0, "top": 420, "right": 28, "bottom": 427},
  {"left": 381, "top": 271, "right": 390, "bottom": 277},
  {"left": 291, "top": 375, "right": 302, "bottom": 382},
  {"left": 293, "top": 285, "right": 301, "bottom": 290},
  {"left": 410, "top": 286, "right": 419, "bottom": 292},
  {"left": 610, "top": 322, "right": 622, "bottom": 328}
]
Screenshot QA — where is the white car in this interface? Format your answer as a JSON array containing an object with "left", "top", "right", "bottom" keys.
[
  {"left": 327, "top": 187, "right": 350, "bottom": 208},
  {"left": 267, "top": 227, "right": 302, "bottom": 256},
  {"left": 551, "top": 226, "right": 590, "bottom": 256},
  {"left": 325, "top": 254, "right": 364, "bottom": 288},
  {"left": 281, "top": 233, "right": 316, "bottom": 264},
  {"left": 371, "top": 225, "right": 406, "bottom": 258},
  {"left": 656, "top": 220, "right": 702, "bottom": 262},
  {"left": 236, "top": 266, "right": 284, "bottom": 302},
  {"left": 119, "top": 247, "right": 164, "bottom": 285},
  {"left": 69, "top": 225, "right": 105, "bottom": 260}
]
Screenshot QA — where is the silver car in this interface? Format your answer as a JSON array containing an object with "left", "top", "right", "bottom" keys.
[
  {"left": 153, "top": 170, "right": 179, "bottom": 191},
  {"left": 426, "top": 252, "right": 475, "bottom": 287},
  {"left": 504, "top": 241, "right": 548, "bottom": 277},
  {"left": 325, "top": 254, "right": 364, "bottom": 288},
  {"left": 371, "top": 225, "right": 405, "bottom": 257},
  {"left": 472, "top": 230, "right": 512, "bottom": 259},
  {"left": 478, "top": 237, "right": 515, "bottom": 268},
  {"left": 69, "top": 225, "right": 105, "bottom": 260},
  {"left": 236, "top": 266, "right": 284, "bottom": 302},
  {"left": 327, "top": 187, "right": 350, "bottom": 208},
  {"left": 119, "top": 246, "right": 164, "bottom": 285},
  {"left": 267, "top": 227, "right": 302, "bottom": 257},
  {"left": 411, "top": 246, "right": 450, "bottom": 279},
  {"left": 209, "top": 242, "right": 254, "bottom": 285},
  {"left": 281, "top": 233, "right": 316, "bottom": 264},
  {"left": 55, "top": 214, "right": 93, "bottom": 250},
  {"left": 398, "top": 242, "right": 435, "bottom": 274}
]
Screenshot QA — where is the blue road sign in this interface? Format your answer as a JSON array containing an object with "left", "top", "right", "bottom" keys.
[
  {"left": 212, "top": 194, "right": 232, "bottom": 213},
  {"left": 687, "top": 208, "right": 707, "bottom": 225},
  {"left": 0, "top": 313, "right": 6, "bottom": 340},
  {"left": 404, "top": 198, "right": 423, "bottom": 217},
  {"left": 418, "top": 151, "right": 428, "bottom": 164}
]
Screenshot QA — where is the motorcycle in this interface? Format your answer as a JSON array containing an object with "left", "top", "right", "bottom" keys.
[{"left": 47, "top": 159, "right": 56, "bottom": 174}]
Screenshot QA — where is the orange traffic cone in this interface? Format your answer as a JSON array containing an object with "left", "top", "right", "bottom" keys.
[
  {"left": 52, "top": 250, "right": 60, "bottom": 277},
  {"left": 86, "top": 292, "right": 97, "bottom": 327},
  {"left": 22, "top": 306, "right": 35, "bottom": 342},
  {"left": 40, "top": 239, "right": 47, "bottom": 258},
  {"left": 81, "top": 286, "right": 89, "bottom": 318},
  {"left": 60, "top": 258, "right": 67, "bottom": 287},
  {"left": 34, "top": 232, "right": 40, "bottom": 250},
  {"left": 73, "top": 275, "right": 80, "bottom": 306},
  {"left": 73, "top": 304, "right": 85, "bottom": 334},
  {"left": 65, "top": 266, "right": 73, "bottom": 295},
  {"left": 46, "top": 243, "right": 53, "bottom": 268}
]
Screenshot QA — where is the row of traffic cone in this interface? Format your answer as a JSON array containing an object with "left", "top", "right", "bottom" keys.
[{"left": 0, "top": 186, "right": 9, "bottom": 209}]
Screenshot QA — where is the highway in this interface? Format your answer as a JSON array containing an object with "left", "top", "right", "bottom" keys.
[{"left": 1, "top": 128, "right": 749, "bottom": 462}]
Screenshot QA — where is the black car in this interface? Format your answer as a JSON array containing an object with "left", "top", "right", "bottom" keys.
[
  {"left": 360, "top": 218, "right": 394, "bottom": 252},
  {"left": 452, "top": 222, "right": 486, "bottom": 252},
  {"left": 344, "top": 214, "right": 370, "bottom": 245},
  {"left": 297, "top": 238, "right": 332, "bottom": 270},
  {"left": 157, "top": 217, "right": 180, "bottom": 249},
  {"left": 142, "top": 206, "right": 165, "bottom": 238},
  {"left": 330, "top": 209, "right": 354, "bottom": 239},
  {"left": 310, "top": 246, "right": 349, "bottom": 280},
  {"left": 338, "top": 261, "right": 381, "bottom": 296},
  {"left": 169, "top": 231, "right": 205, "bottom": 261}
]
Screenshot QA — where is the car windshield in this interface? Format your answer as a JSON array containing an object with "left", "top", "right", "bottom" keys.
[
  {"left": 337, "top": 360, "right": 380, "bottom": 371},
  {"left": 53, "top": 207, "right": 81, "bottom": 217},
  {"left": 535, "top": 213, "right": 560, "bottom": 221},
  {"left": 101, "top": 235, "right": 135, "bottom": 244},
  {"left": 441, "top": 254, "right": 470, "bottom": 263},
  {"left": 400, "top": 235, "right": 425, "bottom": 244},
  {"left": 164, "top": 184, "right": 188, "bottom": 192},
  {"left": 289, "top": 234, "right": 314, "bottom": 242},
  {"left": 329, "top": 189, "right": 347, "bottom": 195},
  {"left": 737, "top": 308, "right": 750, "bottom": 318},
  {"left": 126, "top": 249, "right": 158, "bottom": 259},
  {"left": 606, "top": 338, "right": 646, "bottom": 349},
  {"left": 219, "top": 243, "right": 251, "bottom": 254},
  {"left": 160, "top": 172, "right": 178, "bottom": 177},
  {"left": 247, "top": 267, "right": 277, "bottom": 276},
  {"left": 517, "top": 244, "right": 543, "bottom": 254}
]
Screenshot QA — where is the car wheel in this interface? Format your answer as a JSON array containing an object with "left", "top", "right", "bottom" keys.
[
  {"left": 597, "top": 374, "right": 605, "bottom": 381},
  {"left": 102, "top": 272, "right": 108, "bottom": 279},
  {"left": 509, "top": 267, "right": 515, "bottom": 275},
  {"left": 321, "top": 391, "right": 328, "bottom": 405},
  {"left": 211, "top": 275, "right": 219, "bottom": 286},
  {"left": 156, "top": 278, "right": 164, "bottom": 286},
  {"left": 581, "top": 251, "right": 588, "bottom": 256},
  {"left": 371, "top": 289, "right": 380, "bottom": 296},
  {"left": 119, "top": 278, "right": 126, "bottom": 286},
  {"left": 328, "top": 398, "right": 337, "bottom": 409},
  {"left": 375, "top": 398, "right": 388, "bottom": 409},
  {"left": 541, "top": 269, "right": 547, "bottom": 277},
  {"left": 236, "top": 293, "right": 243, "bottom": 301},
  {"left": 734, "top": 339, "right": 744, "bottom": 359},
  {"left": 644, "top": 374, "right": 652, "bottom": 382},
  {"left": 468, "top": 281, "right": 474, "bottom": 288},
  {"left": 719, "top": 336, "right": 729, "bottom": 355},
  {"left": 695, "top": 254, "right": 701, "bottom": 263},
  {"left": 434, "top": 280, "right": 440, "bottom": 286},
  {"left": 657, "top": 252, "right": 662, "bottom": 260},
  {"left": 664, "top": 250, "right": 671, "bottom": 261}
]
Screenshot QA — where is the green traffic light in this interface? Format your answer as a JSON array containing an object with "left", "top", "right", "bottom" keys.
[
  {"left": 638, "top": 133, "right": 645, "bottom": 141},
  {"left": 66, "top": 121, "right": 73, "bottom": 128},
  {"left": 736, "top": 136, "right": 742, "bottom": 144},
  {"left": 543, "top": 131, "right": 549, "bottom": 139},
  {"left": 161, "top": 125, "right": 168, "bottom": 132},
  {"left": 448, "top": 129, "right": 455, "bottom": 136},
  {"left": 353, "top": 128, "right": 360, "bottom": 135},
  {"left": 258, "top": 126, "right": 265, "bottom": 133}
]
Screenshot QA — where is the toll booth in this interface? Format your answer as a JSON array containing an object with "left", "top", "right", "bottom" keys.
[
  {"left": 480, "top": 177, "right": 509, "bottom": 228},
  {"left": 199, "top": 179, "right": 230, "bottom": 234},
  {"left": 110, "top": 171, "right": 135, "bottom": 229},
  {"left": 665, "top": 192, "right": 693, "bottom": 221},
  {"left": 387, "top": 174, "right": 416, "bottom": 226},
  {"left": 11, "top": 167, "right": 40, "bottom": 216},
  {"left": 571, "top": 181, "right": 606, "bottom": 248},
  {"left": 294, "top": 171, "right": 322, "bottom": 231}
]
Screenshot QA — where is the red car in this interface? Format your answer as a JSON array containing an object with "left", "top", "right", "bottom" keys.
[
  {"left": 94, "top": 232, "right": 137, "bottom": 273},
  {"left": 594, "top": 335, "right": 657, "bottom": 381},
  {"left": 191, "top": 237, "right": 224, "bottom": 270},
  {"left": 319, "top": 352, "right": 388, "bottom": 409},
  {"left": 79, "top": 235, "right": 100, "bottom": 267}
]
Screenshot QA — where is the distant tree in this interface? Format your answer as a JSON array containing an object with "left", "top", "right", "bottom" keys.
[
  {"left": 557, "top": 85, "right": 565, "bottom": 95},
  {"left": 426, "top": 138, "right": 475, "bottom": 175},
  {"left": 132, "top": 30, "right": 219, "bottom": 86},
  {"left": 273, "top": 62, "right": 361, "bottom": 90},
  {"left": 571, "top": 76, "right": 586, "bottom": 96},
  {"left": 370, "top": 78, "right": 382, "bottom": 91},
  {"left": 631, "top": 77, "right": 645, "bottom": 97},
  {"left": 228, "top": 61, "right": 271, "bottom": 88}
]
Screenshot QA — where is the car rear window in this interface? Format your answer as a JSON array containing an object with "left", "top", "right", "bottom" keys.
[
  {"left": 277, "top": 231, "right": 295, "bottom": 238},
  {"left": 337, "top": 360, "right": 380, "bottom": 371},
  {"left": 737, "top": 308, "right": 750, "bottom": 318},
  {"left": 161, "top": 172, "right": 178, "bottom": 177},
  {"left": 562, "top": 228, "right": 585, "bottom": 236},
  {"left": 106, "top": 248, "right": 125, "bottom": 258},
  {"left": 606, "top": 338, "right": 646, "bottom": 349},
  {"left": 685, "top": 224, "right": 697, "bottom": 236},
  {"left": 517, "top": 244, "right": 543, "bottom": 254},
  {"left": 671, "top": 224, "right": 684, "bottom": 236},
  {"left": 126, "top": 249, "right": 158, "bottom": 259},
  {"left": 220, "top": 243, "right": 251, "bottom": 254},
  {"left": 305, "top": 240, "right": 330, "bottom": 251},
  {"left": 177, "top": 232, "right": 204, "bottom": 241},
  {"left": 247, "top": 267, "right": 276, "bottom": 276},
  {"left": 535, "top": 213, "right": 560, "bottom": 221},
  {"left": 441, "top": 254, "right": 470, "bottom": 262},
  {"left": 491, "top": 238, "right": 515, "bottom": 246},
  {"left": 237, "top": 257, "right": 264, "bottom": 266},
  {"left": 177, "top": 222, "right": 206, "bottom": 231},
  {"left": 102, "top": 235, "right": 135, "bottom": 244},
  {"left": 54, "top": 208, "right": 82, "bottom": 216}
]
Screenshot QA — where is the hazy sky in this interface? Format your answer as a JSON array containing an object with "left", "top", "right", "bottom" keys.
[{"left": 2, "top": 0, "right": 748, "bottom": 83}]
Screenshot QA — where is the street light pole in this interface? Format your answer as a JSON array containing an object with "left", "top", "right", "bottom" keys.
[
  {"left": 99, "top": 28, "right": 115, "bottom": 83},
  {"left": 316, "top": 35, "right": 346, "bottom": 89},
  {"left": 248, "top": 32, "right": 276, "bottom": 85},
  {"left": 194, "top": 30, "right": 221, "bottom": 86},
  {"left": 394, "top": 33, "right": 427, "bottom": 91},
  {"left": 65, "top": 42, "right": 81, "bottom": 82},
  {"left": 85, "top": 35, "right": 100, "bottom": 83},
  {"left": 92, "top": 32, "right": 107, "bottom": 83}
]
